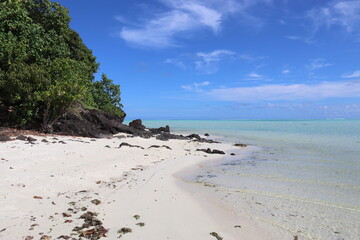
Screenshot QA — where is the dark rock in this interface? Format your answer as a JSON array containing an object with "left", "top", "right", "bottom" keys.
[
  {"left": 196, "top": 148, "right": 225, "bottom": 155},
  {"left": 234, "top": 143, "right": 247, "bottom": 147},
  {"left": 41, "top": 139, "right": 49, "bottom": 143},
  {"left": 27, "top": 136, "right": 37, "bottom": 142},
  {"left": 148, "top": 125, "right": 170, "bottom": 134},
  {"left": 129, "top": 119, "right": 145, "bottom": 131},
  {"left": 104, "top": 145, "right": 111, "bottom": 148},
  {"left": 148, "top": 145, "right": 161, "bottom": 149},
  {"left": 230, "top": 153, "right": 236, "bottom": 156},
  {"left": 53, "top": 104, "right": 128, "bottom": 138},
  {"left": 148, "top": 145, "right": 172, "bottom": 150},
  {"left": 16, "top": 135, "right": 28, "bottom": 141},
  {"left": 204, "top": 133, "right": 210, "bottom": 137},
  {"left": 0, "top": 135, "right": 11, "bottom": 142},
  {"left": 58, "top": 140, "right": 66, "bottom": 144},
  {"left": 187, "top": 134, "right": 201, "bottom": 141},
  {"left": 212, "top": 149, "right": 225, "bottom": 154},
  {"left": 118, "top": 142, "right": 144, "bottom": 149},
  {"left": 156, "top": 133, "right": 187, "bottom": 141}
]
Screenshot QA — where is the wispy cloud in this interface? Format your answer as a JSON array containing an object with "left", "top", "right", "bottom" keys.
[
  {"left": 207, "top": 80, "right": 360, "bottom": 101},
  {"left": 307, "top": 0, "right": 360, "bottom": 33},
  {"left": 342, "top": 69, "right": 360, "bottom": 78},
  {"left": 165, "top": 49, "right": 234, "bottom": 74},
  {"left": 165, "top": 58, "right": 187, "bottom": 70},
  {"left": 285, "top": 35, "right": 315, "bottom": 44},
  {"left": 195, "top": 50, "right": 235, "bottom": 74},
  {"left": 239, "top": 54, "right": 267, "bottom": 62},
  {"left": 181, "top": 81, "right": 210, "bottom": 92},
  {"left": 119, "top": 0, "right": 238, "bottom": 48},
  {"left": 307, "top": 58, "right": 333, "bottom": 71},
  {"left": 247, "top": 72, "right": 264, "bottom": 79},
  {"left": 118, "top": 0, "right": 273, "bottom": 48},
  {"left": 282, "top": 69, "right": 290, "bottom": 74}
]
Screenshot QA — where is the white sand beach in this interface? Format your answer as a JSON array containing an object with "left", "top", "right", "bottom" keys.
[{"left": 0, "top": 133, "right": 293, "bottom": 240}]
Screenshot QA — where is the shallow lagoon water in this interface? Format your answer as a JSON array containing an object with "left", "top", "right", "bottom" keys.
[{"left": 141, "top": 120, "right": 360, "bottom": 239}]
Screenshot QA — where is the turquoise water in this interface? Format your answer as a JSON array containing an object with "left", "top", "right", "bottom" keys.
[{"left": 141, "top": 120, "right": 360, "bottom": 240}]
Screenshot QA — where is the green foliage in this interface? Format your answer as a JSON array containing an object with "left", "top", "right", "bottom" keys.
[
  {"left": 89, "top": 73, "right": 124, "bottom": 118},
  {"left": 0, "top": 0, "right": 124, "bottom": 131}
]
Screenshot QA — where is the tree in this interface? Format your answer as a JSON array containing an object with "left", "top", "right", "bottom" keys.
[
  {"left": 0, "top": 0, "right": 125, "bottom": 132},
  {"left": 90, "top": 73, "right": 124, "bottom": 118}
]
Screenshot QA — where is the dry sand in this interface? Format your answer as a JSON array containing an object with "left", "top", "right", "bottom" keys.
[{"left": 0, "top": 133, "right": 283, "bottom": 240}]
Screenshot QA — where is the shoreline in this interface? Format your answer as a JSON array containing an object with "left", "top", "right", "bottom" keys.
[{"left": 0, "top": 132, "right": 245, "bottom": 239}]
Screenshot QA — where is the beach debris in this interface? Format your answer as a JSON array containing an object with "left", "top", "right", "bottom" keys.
[
  {"left": 0, "top": 228, "right": 6, "bottom": 233},
  {"left": 73, "top": 211, "right": 108, "bottom": 239},
  {"left": 29, "top": 224, "right": 39, "bottom": 230},
  {"left": 234, "top": 143, "right": 247, "bottom": 147},
  {"left": 79, "top": 226, "right": 108, "bottom": 239},
  {"left": 57, "top": 235, "right": 70, "bottom": 239},
  {"left": 133, "top": 215, "right": 140, "bottom": 220},
  {"left": 24, "top": 236, "right": 34, "bottom": 240},
  {"left": 117, "top": 227, "right": 132, "bottom": 237},
  {"left": 210, "top": 232, "right": 223, "bottom": 240},
  {"left": 33, "top": 196, "right": 43, "bottom": 199},
  {"left": 136, "top": 222, "right": 145, "bottom": 227},
  {"left": 91, "top": 199, "right": 101, "bottom": 205},
  {"left": 196, "top": 148, "right": 225, "bottom": 155},
  {"left": 64, "top": 220, "right": 73, "bottom": 223},
  {"left": 105, "top": 145, "right": 111, "bottom": 148},
  {"left": 81, "top": 207, "right": 87, "bottom": 211},
  {"left": 118, "top": 142, "right": 144, "bottom": 149},
  {"left": 234, "top": 225, "right": 241, "bottom": 228},
  {"left": 62, "top": 213, "right": 72, "bottom": 217},
  {"left": 40, "top": 236, "right": 51, "bottom": 240},
  {"left": 293, "top": 236, "right": 298, "bottom": 240}
]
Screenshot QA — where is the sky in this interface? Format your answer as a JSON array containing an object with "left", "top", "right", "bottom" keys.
[{"left": 56, "top": 0, "right": 360, "bottom": 120}]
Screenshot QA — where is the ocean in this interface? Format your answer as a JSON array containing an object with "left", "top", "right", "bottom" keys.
[{"left": 141, "top": 120, "right": 360, "bottom": 240}]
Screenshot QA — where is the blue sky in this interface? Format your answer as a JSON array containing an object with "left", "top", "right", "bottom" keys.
[{"left": 57, "top": 0, "right": 360, "bottom": 119}]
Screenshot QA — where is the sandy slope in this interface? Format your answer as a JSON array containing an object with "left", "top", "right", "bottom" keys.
[{"left": 0, "top": 133, "right": 283, "bottom": 240}]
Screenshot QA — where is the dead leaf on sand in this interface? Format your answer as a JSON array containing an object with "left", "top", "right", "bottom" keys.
[
  {"left": 39, "top": 236, "right": 51, "bottom": 240},
  {"left": 33, "top": 196, "right": 43, "bottom": 199}
]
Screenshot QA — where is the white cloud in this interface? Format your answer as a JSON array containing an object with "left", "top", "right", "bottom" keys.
[
  {"left": 165, "top": 58, "right": 187, "bottom": 69},
  {"left": 342, "top": 70, "right": 360, "bottom": 78},
  {"left": 195, "top": 49, "right": 235, "bottom": 74},
  {"left": 181, "top": 81, "right": 210, "bottom": 92},
  {"left": 307, "top": 58, "right": 333, "bottom": 71},
  {"left": 239, "top": 54, "right": 267, "bottom": 62},
  {"left": 119, "top": 0, "right": 273, "bottom": 48},
  {"left": 247, "top": 72, "right": 263, "bottom": 78},
  {"left": 207, "top": 80, "right": 360, "bottom": 101},
  {"left": 282, "top": 69, "right": 290, "bottom": 74},
  {"left": 307, "top": 0, "right": 360, "bottom": 33},
  {"left": 120, "top": 10, "right": 195, "bottom": 48},
  {"left": 119, "top": 0, "right": 237, "bottom": 48}
]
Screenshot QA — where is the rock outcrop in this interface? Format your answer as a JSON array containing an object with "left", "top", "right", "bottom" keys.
[{"left": 53, "top": 105, "right": 129, "bottom": 138}]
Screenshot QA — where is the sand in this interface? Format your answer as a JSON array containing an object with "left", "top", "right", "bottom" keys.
[{"left": 0, "top": 133, "right": 283, "bottom": 240}]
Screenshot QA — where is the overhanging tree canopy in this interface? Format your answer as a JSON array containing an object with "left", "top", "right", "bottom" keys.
[{"left": 0, "top": 0, "right": 124, "bottom": 131}]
